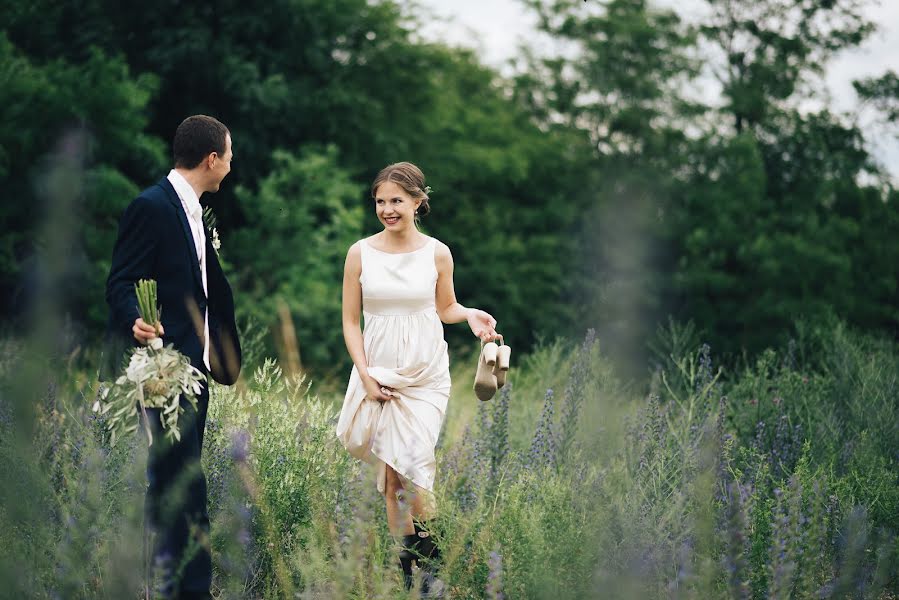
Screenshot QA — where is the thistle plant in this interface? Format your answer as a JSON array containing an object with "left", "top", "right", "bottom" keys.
[{"left": 93, "top": 279, "right": 204, "bottom": 446}]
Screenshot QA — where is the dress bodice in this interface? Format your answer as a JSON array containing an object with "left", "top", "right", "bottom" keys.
[{"left": 360, "top": 236, "right": 438, "bottom": 317}]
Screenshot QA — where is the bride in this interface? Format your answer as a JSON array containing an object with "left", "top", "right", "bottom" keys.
[{"left": 335, "top": 162, "right": 498, "bottom": 593}]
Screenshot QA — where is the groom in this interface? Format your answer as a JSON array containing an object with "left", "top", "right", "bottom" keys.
[{"left": 106, "top": 115, "right": 242, "bottom": 599}]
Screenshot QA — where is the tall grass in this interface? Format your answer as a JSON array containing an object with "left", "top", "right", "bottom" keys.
[{"left": 0, "top": 321, "right": 897, "bottom": 598}]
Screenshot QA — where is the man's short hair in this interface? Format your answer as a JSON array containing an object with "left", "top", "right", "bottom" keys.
[{"left": 173, "top": 115, "right": 229, "bottom": 169}]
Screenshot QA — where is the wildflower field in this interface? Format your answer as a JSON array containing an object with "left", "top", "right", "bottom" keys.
[{"left": 1, "top": 321, "right": 897, "bottom": 599}]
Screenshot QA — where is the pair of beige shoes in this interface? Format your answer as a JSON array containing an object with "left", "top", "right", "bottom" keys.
[{"left": 473, "top": 336, "right": 511, "bottom": 401}]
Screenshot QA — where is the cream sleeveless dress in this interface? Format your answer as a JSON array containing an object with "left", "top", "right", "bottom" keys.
[{"left": 336, "top": 236, "right": 451, "bottom": 493}]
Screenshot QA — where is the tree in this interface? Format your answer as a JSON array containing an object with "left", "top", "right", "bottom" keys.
[
  {"left": 516, "top": 0, "right": 898, "bottom": 359},
  {"left": 701, "top": 0, "right": 873, "bottom": 133},
  {"left": 516, "top": 0, "right": 702, "bottom": 369},
  {"left": 662, "top": 0, "right": 898, "bottom": 352},
  {"left": 854, "top": 70, "right": 899, "bottom": 123},
  {"left": 520, "top": 0, "right": 700, "bottom": 156},
  {"left": 229, "top": 145, "right": 363, "bottom": 374},
  {"left": 664, "top": 120, "right": 876, "bottom": 353},
  {"left": 0, "top": 33, "right": 163, "bottom": 331}
]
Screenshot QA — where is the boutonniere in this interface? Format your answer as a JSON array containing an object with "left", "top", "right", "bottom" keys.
[{"left": 203, "top": 207, "right": 222, "bottom": 256}]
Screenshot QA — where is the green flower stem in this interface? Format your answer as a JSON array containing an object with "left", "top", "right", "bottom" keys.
[{"left": 135, "top": 279, "right": 161, "bottom": 335}]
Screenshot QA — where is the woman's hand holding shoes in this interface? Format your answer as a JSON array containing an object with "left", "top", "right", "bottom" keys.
[{"left": 467, "top": 308, "right": 497, "bottom": 341}]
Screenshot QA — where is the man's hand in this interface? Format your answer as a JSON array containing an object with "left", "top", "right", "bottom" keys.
[{"left": 133, "top": 317, "right": 164, "bottom": 344}]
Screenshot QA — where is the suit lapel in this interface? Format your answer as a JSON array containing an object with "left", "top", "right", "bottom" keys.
[{"left": 158, "top": 177, "right": 204, "bottom": 294}]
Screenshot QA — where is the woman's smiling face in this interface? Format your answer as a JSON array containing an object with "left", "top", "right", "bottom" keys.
[{"left": 374, "top": 180, "right": 421, "bottom": 231}]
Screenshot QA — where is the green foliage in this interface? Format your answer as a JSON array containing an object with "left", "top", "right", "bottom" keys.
[
  {"left": 3, "top": 0, "right": 898, "bottom": 369},
  {"left": 748, "top": 488, "right": 774, "bottom": 598},
  {"left": 0, "top": 371, "right": 147, "bottom": 598},
  {"left": 522, "top": 0, "right": 699, "bottom": 152},
  {"left": 513, "top": 0, "right": 899, "bottom": 365},
  {"left": 725, "top": 320, "right": 899, "bottom": 531},
  {"left": 854, "top": 70, "right": 899, "bottom": 122},
  {"left": 0, "top": 31, "right": 163, "bottom": 329},
  {"left": 519, "top": 0, "right": 700, "bottom": 370},
  {"left": 661, "top": 0, "right": 896, "bottom": 354},
  {"left": 230, "top": 145, "right": 364, "bottom": 373},
  {"left": 3, "top": 322, "right": 899, "bottom": 597},
  {"left": 662, "top": 109, "right": 899, "bottom": 355},
  {"left": 202, "top": 358, "right": 355, "bottom": 594},
  {"left": 700, "top": 0, "right": 873, "bottom": 132}
]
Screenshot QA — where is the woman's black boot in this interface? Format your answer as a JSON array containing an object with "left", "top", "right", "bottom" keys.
[
  {"left": 413, "top": 522, "right": 443, "bottom": 597},
  {"left": 399, "top": 534, "right": 418, "bottom": 591}
]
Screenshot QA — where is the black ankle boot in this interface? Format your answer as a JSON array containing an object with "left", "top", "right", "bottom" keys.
[
  {"left": 413, "top": 522, "right": 443, "bottom": 596},
  {"left": 413, "top": 521, "right": 439, "bottom": 564},
  {"left": 399, "top": 534, "right": 418, "bottom": 590}
]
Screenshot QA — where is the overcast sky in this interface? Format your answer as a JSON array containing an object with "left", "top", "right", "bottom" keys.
[{"left": 413, "top": 0, "right": 899, "bottom": 179}]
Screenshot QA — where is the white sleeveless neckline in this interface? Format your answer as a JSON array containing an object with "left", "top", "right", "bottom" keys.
[
  {"left": 361, "top": 236, "right": 432, "bottom": 255},
  {"left": 336, "top": 235, "right": 451, "bottom": 493}
]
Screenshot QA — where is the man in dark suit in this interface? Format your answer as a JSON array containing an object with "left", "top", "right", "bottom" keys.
[{"left": 106, "top": 115, "right": 242, "bottom": 599}]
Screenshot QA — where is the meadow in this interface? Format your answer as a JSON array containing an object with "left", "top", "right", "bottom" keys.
[
  {"left": 1, "top": 319, "right": 896, "bottom": 599},
  {"left": 3, "top": 1, "right": 899, "bottom": 597}
]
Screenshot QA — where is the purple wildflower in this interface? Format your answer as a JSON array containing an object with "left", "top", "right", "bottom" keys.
[
  {"left": 558, "top": 329, "right": 596, "bottom": 463},
  {"left": 490, "top": 385, "right": 511, "bottom": 479},
  {"left": 230, "top": 428, "right": 250, "bottom": 463},
  {"left": 722, "top": 481, "right": 750, "bottom": 599},
  {"left": 529, "top": 388, "right": 557, "bottom": 469},
  {"left": 696, "top": 343, "right": 714, "bottom": 397},
  {"left": 486, "top": 549, "right": 505, "bottom": 599}
]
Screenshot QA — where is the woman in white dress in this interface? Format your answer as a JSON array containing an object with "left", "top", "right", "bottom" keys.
[{"left": 336, "top": 162, "right": 498, "bottom": 591}]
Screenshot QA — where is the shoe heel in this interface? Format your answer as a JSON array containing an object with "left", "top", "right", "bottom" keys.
[
  {"left": 473, "top": 345, "right": 498, "bottom": 401},
  {"left": 494, "top": 363, "right": 507, "bottom": 389},
  {"left": 497, "top": 344, "right": 511, "bottom": 371},
  {"left": 482, "top": 342, "right": 498, "bottom": 366}
]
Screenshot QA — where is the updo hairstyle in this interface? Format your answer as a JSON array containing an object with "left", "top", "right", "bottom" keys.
[{"left": 370, "top": 162, "right": 431, "bottom": 217}]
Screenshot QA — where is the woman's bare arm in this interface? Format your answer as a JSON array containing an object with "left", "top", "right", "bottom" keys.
[
  {"left": 434, "top": 241, "right": 498, "bottom": 340},
  {"left": 343, "top": 242, "right": 392, "bottom": 401}
]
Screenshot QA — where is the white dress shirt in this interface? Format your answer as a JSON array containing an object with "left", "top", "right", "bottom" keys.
[{"left": 167, "top": 169, "right": 210, "bottom": 370}]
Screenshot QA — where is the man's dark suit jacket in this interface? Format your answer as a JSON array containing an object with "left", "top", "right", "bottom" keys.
[{"left": 105, "top": 176, "right": 241, "bottom": 384}]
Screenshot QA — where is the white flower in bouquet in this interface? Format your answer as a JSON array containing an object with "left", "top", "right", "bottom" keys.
[{"left": 93, "top": 279, "right": 204, "bottom": 447}]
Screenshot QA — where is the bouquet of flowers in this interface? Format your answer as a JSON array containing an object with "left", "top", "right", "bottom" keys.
[{"left": 93, "top": 279, "right": 205, "bottom": 447}]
